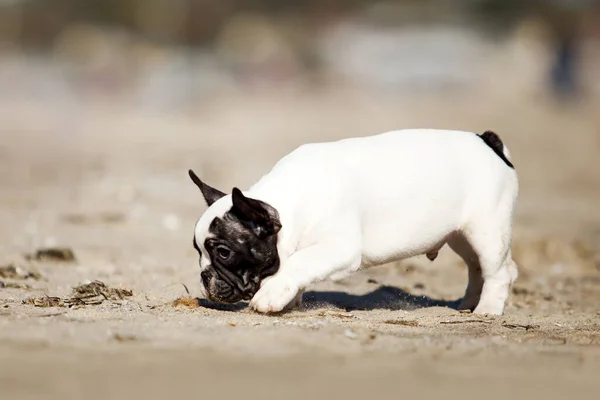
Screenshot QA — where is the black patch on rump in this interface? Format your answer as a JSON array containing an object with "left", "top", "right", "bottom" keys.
[
  {"left": 477, "top": 130, "right": 514, "bottom": 169},
  {"left": 199, "top": 189, "right": 281, "bottom": 304}
]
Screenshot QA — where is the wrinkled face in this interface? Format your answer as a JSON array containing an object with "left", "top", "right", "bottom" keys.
[{"left": 189, "top": 170, "right": 281, "bottom": 304}]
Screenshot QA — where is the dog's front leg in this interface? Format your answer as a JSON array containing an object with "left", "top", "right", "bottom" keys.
[{"left": 250, "top": 242, "right": 361, "bottom": 313}]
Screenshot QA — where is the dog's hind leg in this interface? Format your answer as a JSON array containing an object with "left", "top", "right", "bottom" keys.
[
  {"left": 448, "top": 233, "right": 484, "bottom": 311},
  {"left": 452, "top": 216, "right": 518, "bottom": 316}
]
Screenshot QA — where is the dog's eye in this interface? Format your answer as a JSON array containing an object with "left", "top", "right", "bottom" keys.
[{"left": 216, "top": 245, "right": 232, "bottom": 260}]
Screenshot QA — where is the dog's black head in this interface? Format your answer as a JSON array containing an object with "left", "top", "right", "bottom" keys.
[{"left": 188, "top": 169, "right": 281, "bottom": 303}]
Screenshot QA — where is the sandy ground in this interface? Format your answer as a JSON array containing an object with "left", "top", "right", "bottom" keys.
[{"left": 1, "top": 86, "right": 599, "bottom": 399}]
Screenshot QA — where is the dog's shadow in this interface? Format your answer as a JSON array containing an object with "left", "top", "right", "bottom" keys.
[
  {"left": 198, "top": 299, "right": 248, "bottom": 312},
  {"left": 199, "top": 284, "right": 459, "bottom": 312},
  {"left": 304, "top": 285, "right": 459, "bottom": 311}
]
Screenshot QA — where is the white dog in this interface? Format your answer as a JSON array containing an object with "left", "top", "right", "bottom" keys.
[{"left": 189, "top": 129, "right": 518, "bottom": 316}]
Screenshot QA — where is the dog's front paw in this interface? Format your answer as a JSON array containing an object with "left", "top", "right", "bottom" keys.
[{"left": 250, "top": 276, "right": 299, "bottom": 314}]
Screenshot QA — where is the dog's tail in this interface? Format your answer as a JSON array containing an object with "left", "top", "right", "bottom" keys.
[{"left": 478, "top": 130, "right": 514, "bottom": 169}]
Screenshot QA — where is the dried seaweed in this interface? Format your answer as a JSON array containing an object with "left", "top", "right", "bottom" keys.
[
  {"left": 440, "top": 319, "right": 492, "bottom": 325},
  {"left": 0, "top": 264, "right": 42, "bottom": 280},
  {"left": 317, "top": 311, "right": 355, "bottom": 319},
  {"left": 4, "top": 282, "right": 31, "bottom": 290},
  {"left": 23, "top": 295, "right": 64, "bottom": 308},
  {"left": 22, "top": 280, "right": 132, "bottom": 308},
  {"left": 26, "top": 248, "right": 76, "bottom": 263},
  {"left": 64, "top": 280, "right": 132, "bottom": 306},
  {"left": 384, "top": 319, "right": 420, "bottom": 327},
  {"left": 502, "top": 322, "right": 539, "bottom": 331},
  {"left": 172, "top": 296, "right": 200, "bottom": 309},
  {"left": 113, "top": 333, "right": 138, "bottom": 342}
]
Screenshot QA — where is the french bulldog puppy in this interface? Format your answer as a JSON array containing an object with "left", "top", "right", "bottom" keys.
[{"left": 189, "top": 129, "right": 519, "bottom": 316}]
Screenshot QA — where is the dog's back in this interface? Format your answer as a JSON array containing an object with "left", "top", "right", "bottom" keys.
[{"left": 249, "top": 129, "right": 518, "bottom": 266}]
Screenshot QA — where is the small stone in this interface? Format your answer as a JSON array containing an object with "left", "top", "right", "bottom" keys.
[{"left": 344, "top": 328, "right": 358, "bottom": 339}]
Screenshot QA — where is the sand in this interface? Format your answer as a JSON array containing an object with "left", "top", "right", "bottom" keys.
[{"left": 0, "top": 87, "right": 599, "bottom": 399}]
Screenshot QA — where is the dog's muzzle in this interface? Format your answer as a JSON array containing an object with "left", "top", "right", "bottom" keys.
[{"left": 200, "top": 269, "right": 256, "bottom": 303}]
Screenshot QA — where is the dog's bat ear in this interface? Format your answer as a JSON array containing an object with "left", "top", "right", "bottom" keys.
[
  {"left": 188, "top": 169, "right": 226, "bottom": 206},
  {"left": 231, "top": 187, "right": 281, "bottom": 238}
]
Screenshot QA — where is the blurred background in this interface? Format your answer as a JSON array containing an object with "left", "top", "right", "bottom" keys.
[
  {"left": 2, "top": 0, "right": 600, "bottom": 99},
  {"left": 0, "top": 0, "right": 600, "bottom": 293},
  {"left": 3, "top": 0, "right": 600, "bottom": 101}
]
